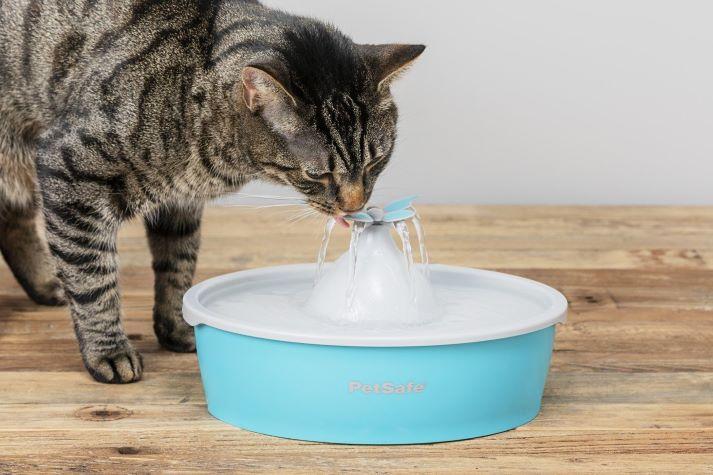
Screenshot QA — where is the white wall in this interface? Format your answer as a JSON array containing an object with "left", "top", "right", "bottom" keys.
[{"left": 243, "top": 0, "right": 713, "bottom": 205}]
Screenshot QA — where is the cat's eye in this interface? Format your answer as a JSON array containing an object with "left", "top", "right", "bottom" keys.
[{"left": 305, "top": 170, "right": 331, "bottom": 182}]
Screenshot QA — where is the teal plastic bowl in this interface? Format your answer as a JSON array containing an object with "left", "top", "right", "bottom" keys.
[{"left": 184, "top": 264, "right": 567, "bottom": 444}]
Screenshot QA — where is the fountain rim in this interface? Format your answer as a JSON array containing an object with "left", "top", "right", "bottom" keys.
[{"left": 183, "top": 263, "right": 567, "bottom": 347}]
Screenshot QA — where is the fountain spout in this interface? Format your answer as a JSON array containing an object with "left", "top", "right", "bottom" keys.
[{"left": 306, "top": 197, "right": 436, "bottom": 325}]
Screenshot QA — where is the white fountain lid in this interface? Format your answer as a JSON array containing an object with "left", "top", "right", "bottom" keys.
[{"left": 183, "top": 263, "right": 567, "bottom": 347}]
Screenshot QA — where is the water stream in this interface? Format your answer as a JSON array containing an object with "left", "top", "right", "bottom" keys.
[
  {"left": 308, "top": 206, "right": 436, "bottom": 324},
  {"left": 344, "top": 222, "right": 365, "bottom": 321},
  {"left": 412, "top": 212, "right": 430, "bottom": 278},
  {"left": 314, "top": 217, "right": 336, "bottom": 286},
  {"left": 314, "top": 210, "right": 428, "bottom": 287},
  {"left": 395, "top": 221, "right": 416, "bottom": 304}
]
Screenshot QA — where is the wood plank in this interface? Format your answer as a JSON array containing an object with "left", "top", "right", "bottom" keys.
[
  {"left": 1, "top": 455, "right": 711, "bottom": 474},
  {"left": 0, "top": 433, "right": 711, "bottom": 473},
  {"left": 1, "top": 372, "right": 711, "bottom": 405},
  {"left": 2, "top": 402, "right": 712, "bottom": 432}
]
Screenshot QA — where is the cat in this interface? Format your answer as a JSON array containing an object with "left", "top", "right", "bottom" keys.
[{"left": 0, "top": 0, "right": 424, "bottom": 383}]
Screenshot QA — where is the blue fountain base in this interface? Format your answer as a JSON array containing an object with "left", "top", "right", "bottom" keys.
[{"left": 194, "top": 324, "right": 556, "bottom": 445}]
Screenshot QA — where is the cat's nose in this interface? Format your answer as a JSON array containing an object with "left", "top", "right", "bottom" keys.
[{"left": 338, "top": 183, "right": 366, "bottom": 213}]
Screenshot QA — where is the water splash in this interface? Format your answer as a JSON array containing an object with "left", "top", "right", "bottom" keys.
[
  {"left": 395, "top": 221, "right": 414, "bottom": 273},
  {"left": 395, "top": 221, "right": 417, "bottom": 304},
  {"left": 411, "top": 212, "right": 430, "bottom": 278},
  {"left": 344, "top": 222, "right": 365, "bottom": 321},
  {"left": 314, "top": 217, "right": 336, "bottom": 286},
  {"left": 308, "top": 202, "right": 434, "bottom": 325}
]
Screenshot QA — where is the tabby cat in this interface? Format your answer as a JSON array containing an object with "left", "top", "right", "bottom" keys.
[{"left": 0, "top": 0, "right": 424, "bottom": 383}]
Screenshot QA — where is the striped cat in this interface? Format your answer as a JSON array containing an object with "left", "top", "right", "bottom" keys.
[{"left": 0, "top": 0, "right": 424, "bottom": 383}]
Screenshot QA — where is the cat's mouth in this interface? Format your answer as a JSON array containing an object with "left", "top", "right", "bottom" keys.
[
  {"left": 307, "top": 200, "right": 351, "bottom": 228},
  {"left": 334, "top": 215, "right": 350, "bottom": 228}
]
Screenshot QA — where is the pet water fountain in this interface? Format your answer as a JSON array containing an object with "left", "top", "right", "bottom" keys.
[{"left": 183, "top": 196, "right": 567, "bottom": 444}]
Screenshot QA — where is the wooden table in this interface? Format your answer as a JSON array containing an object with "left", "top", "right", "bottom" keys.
[{"left": 1, "top": 206, "right": 712, "bottom": 473}]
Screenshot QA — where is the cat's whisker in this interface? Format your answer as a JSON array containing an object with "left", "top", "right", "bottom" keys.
[
  {"left": 287, "top": 208, "right": 312, "bottom": 220},
  {"left": 225, "top": 192, "right": 306, "bottom": 202},
  {"left": 220, "top": 203, "right": 305, "bottom": 209},
  {"left": 287, "top": 208, "right": 321, "bottom": 227},
  {"left": 303, "top": 209, "right": 322, "bottom": 222},
  {"left": 287, "top": 208, "right": 315, "bottom": 224},
  {"left": 274, "top": 206, "right": 311, "bottom": 217}
]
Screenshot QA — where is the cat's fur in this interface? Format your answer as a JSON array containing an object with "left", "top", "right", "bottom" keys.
[{"left": 0, "top": 0, "right": 423, "bottom": 383}]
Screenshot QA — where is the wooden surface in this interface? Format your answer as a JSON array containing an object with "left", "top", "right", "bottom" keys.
[{"left": 1, "top": 205, "right": 712, "bottom": 473}]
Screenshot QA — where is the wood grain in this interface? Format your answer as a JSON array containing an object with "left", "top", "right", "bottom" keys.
[{"left": 1, "top": 205, "right": 712, "bottom": 473}]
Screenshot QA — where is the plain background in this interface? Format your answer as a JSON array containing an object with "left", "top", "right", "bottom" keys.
[{"left": 236, "top": 0, "right": 713, "bottom": 205}]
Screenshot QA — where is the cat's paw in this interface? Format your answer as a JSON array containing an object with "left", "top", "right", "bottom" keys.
[
  {"left": 155, "top": 322, "right": 196, "bottom": 353},
  {"left": 24, "top": 277, "right": 66, "bottom": 307},
  {"left": 83, "top": 341, "right": 144, "bottom": 384}
]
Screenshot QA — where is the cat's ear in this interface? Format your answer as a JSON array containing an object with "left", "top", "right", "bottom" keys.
[
  {"left": 241, "top": 64, "right": 302, "bottom": 139},
  {"left": 360, "top": 44, "right": 426, "bottom": 91},
  {"left": 241, "top": 64, "right": 297, "bottom": 113}
]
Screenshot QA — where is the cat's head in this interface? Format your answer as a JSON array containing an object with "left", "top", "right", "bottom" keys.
[{"left": 240, "top": 25, "right": 424, "bottom": 217}]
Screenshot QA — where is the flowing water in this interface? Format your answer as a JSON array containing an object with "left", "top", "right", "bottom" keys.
[
  {"left": 307, "top": 208, "right": 436, "bottom": 324},
  {"left": 412, "top": 213, "right": 430, "bottom": 278},
  {"left": 344, "top": 222, "right": 366, "bottom": 321},
  {"left": 395, "top": 221, "right": 416, "bottom": 304},
  {"left": 314, "top": 210, "right": 427, "bottom": 286},
  {"left": 314, "top": 217, "right": 336, "bottom": 286},
  {"left": 395, "top": 221, "right": 415, "bottom": 273}
]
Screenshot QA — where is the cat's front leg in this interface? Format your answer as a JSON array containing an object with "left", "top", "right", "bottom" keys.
[
  {"left": 37, "top": 152, "right": 142, "bottom": 383},
  {"left": 144, "top": 202, "right": 203, "bottom": 352}
]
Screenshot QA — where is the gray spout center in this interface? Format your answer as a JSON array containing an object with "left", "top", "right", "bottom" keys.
[{"left": 367, "top": 206, "right": 385, "bottom": 223}]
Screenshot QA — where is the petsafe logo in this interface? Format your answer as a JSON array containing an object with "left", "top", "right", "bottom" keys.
[{"left": 348, "top": 381, "right": 426, "bottom": 395}]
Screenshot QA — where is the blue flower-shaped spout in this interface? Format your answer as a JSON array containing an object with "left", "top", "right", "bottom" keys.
[{"left": 344, "top": 195, "right": 417, "bottom": 225}]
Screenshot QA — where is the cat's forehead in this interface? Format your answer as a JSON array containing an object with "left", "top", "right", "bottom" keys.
[
  {"left": 317, "top": 91, "right": 380, "bottom": 129},
  {"left": 323, "top": 92, "right": 360, "bottom": 114}
]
